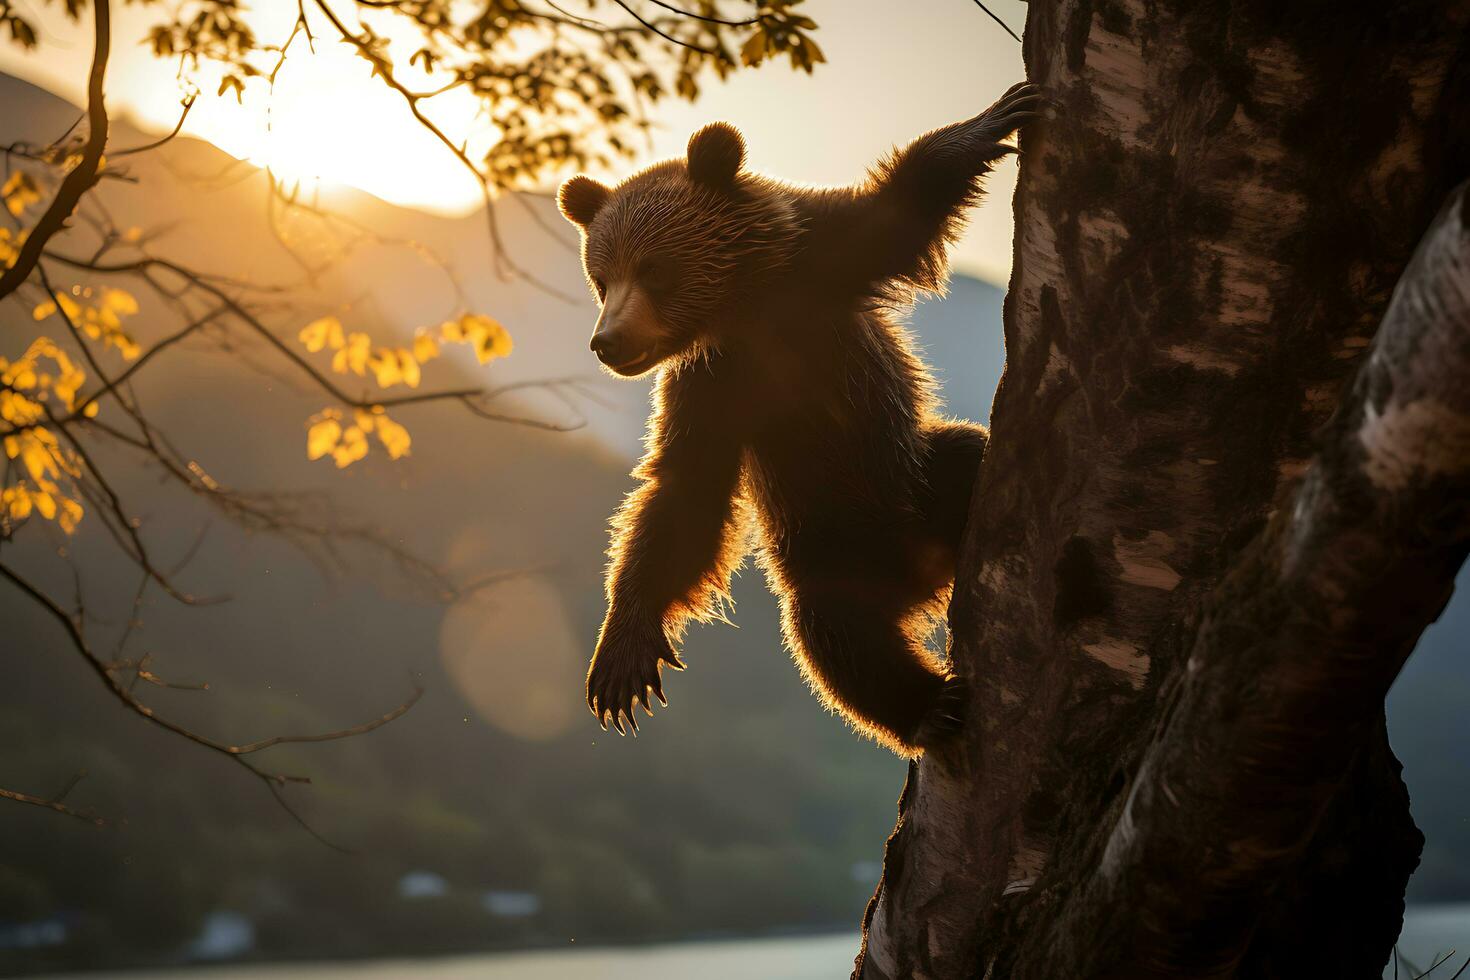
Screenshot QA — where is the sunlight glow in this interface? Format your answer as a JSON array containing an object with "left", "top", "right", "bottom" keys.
[
  {"left": 184, "top": 42, "right": 490, "bottom": 212},
  {"left": 1, "top": 1, "right": 490, "bottom": 214},
  {"left": 439, "top": 574, "right": 583, "bottom": 742}
]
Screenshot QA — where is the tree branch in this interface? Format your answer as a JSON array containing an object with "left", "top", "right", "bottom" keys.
[
  {"left": 40, "top": 252, "right": 471, "bottom": 410},
  {"left": 643, "top": 0, "right": 758, "bottom": 27},
  {"left": 0, "top": 0, "right": 110, "bottom": 302},
  {"left": 0, "top": 785, "right": 105, "bottom": 826},
  {"left": 309, "top": 0, "right": 574, "bottom": 297},
  {"left": 609, "top": 0, "right": 720, "bottom": 54}
]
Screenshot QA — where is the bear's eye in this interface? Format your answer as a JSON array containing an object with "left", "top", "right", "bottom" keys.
[
  {"left": 639, "top": 257, "right": 677, "bottom": 296},
  {"left": 592, "top": 277, "right": 607, "bottom": 301}
]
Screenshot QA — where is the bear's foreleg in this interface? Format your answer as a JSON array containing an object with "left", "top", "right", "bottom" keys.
[
  {"left": 849, "top": 82, "right": 1044, "bottom": 292},
  {"left": 589, "top": 378, "right": 746, "bottom": 734}
]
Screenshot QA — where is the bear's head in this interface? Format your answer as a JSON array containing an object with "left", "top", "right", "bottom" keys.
[{"left": 557, "top": 123, "right": 796, "bottom": 377}]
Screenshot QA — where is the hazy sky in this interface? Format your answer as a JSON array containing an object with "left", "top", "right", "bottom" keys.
[{"left": 0, "top": 0, "right": 1028, "bottom": 283}]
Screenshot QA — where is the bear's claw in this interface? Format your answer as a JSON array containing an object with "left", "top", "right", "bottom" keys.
[
  {"left": 586, "top": 628, "right": 684, "bottom": 736},
  {"left": 965, "top": 82, "right": 1046, "bottom": 158}
]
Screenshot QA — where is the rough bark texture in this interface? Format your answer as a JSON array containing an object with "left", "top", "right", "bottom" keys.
[{"left": 857, "top": 3, "right": 1470, "bottom": 977}]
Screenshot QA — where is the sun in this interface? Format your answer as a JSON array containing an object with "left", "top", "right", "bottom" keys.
[
  {"left": 0, "top": 2, "right": 494, "bottom": 215},
  {"left": 186, "top": 40, "right": 491, "bottom": 213}
]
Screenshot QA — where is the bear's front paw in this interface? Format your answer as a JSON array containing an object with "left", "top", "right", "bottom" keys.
[
  {"left": 586, "top": 619, "right": 685, "bottom": 736},
  {"left": 968, "top": 81, "right": 1045, "bottom": 156},
  {"left": 910, "top": 673, "right": 970, "bottom": 752}
]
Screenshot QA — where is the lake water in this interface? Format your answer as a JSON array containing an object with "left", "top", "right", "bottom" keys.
[
  {"left": 41, "top": 934, "right": 862, "bottom": 980},
  {"left": 36, "top": 905, "right": 1470, "bottom": 979}
]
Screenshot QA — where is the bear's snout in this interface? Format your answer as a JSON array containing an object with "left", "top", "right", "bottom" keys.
[{"left": 591, "top": 281, "right": 661, "bottom": 376}]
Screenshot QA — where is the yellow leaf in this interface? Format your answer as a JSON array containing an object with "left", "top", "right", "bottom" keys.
[
  {"left": 397, "top": 349, "right": 421, "bottom": 388},
  {"left": 32, "top": 300, "right": 55, "bottom": 321},
  {"left": 368, "top": 349, "right": 401, "bottom": 389},
  {"left": 21, "top": 442, "right": 58, "bottom": 482},
  {"left": 57, "top": 497, "right": 83, "bottom": 533},
  {"left": 5, "top": 486, "right": 31, "bottom": 520},
  {"left": 32, "top": 490, "right": 56, "bottom": 520},
  {"left": 353, "top": 408, "right": 376, "bottom": 433},
  {"left": 412, "top": 331, "right": 440, "bottom": 363},
  {"left": 333, "top": 332, "right": 371, "bottom": 376},
  {"left": 299, "top": 315, "right": 345, "bottom": 354},
  {"left": 332, "top": 426, "right": 369, "bottom": 468},
  {"left": 376, "top": 414, "right": 411, "bottom": 460},
  {"left": 103, "top": 289, "right": 138, "bottom": 316},
  {"left": 306, "top": 418, "right": 342, "bottom": 460},
  {"left": 461, "top": 314, "right": 513, "bottom": 364},
  {"left": 2, "top": 171, "right": 41, "bottom": 217}
]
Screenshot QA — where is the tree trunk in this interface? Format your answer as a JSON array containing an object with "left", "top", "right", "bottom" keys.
[{"left": 857, "top": 3, "right": 1470, "bottom": 977}]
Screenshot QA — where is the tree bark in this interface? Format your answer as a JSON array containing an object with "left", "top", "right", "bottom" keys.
[{"left": 857, "top": 3, "right": 1470, "bottom": 977}]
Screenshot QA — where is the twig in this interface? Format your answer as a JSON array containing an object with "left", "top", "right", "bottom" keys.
[
  {"left": 309, "top": 0, "right": 575, "bottom": 299},
  {"left": 0, "top": 786, "right": 105, "bottom": 826},
  {"left": 645, "top": 0, "right": 759, "bottom": 27},
  {"left": 610, "top": 0, "right": 720, "bottom": 55},
  {"left": 970, "top": 0, "right": 1022, "bottom": 44},
  {"left": 112, "top": 96, "right": 197, "bottom": 158}
]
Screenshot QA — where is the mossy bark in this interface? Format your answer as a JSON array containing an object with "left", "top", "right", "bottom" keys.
[{"left": 856, "top": 3, "right": 1470, "bottom": 977}]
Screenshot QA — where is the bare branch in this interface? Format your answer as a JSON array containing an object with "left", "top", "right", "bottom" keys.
[
  {"left": 643, "top": 0, "right": 759, "bottom": 28},
  {"left": 0, "top": 785, "right": 105, "bottom": 826},
  {"left": 969, "top": 0, "right": 1021, "bottom": 44},
  {"left": 228, "top": 692, "right": 423, "bottom": 755},
  {"left": 610, "top": 0, "right": 721, "bottom": 54},
  {"left": 35, "top": 249, "right": 591, "bottom": 433},
  {"left": 309, "top": 0, "right": 576, "bottom": 298},
  {"left": 0, "top": 558, "right": 421, "bottom": 841},
  {"left": 33, "top": 264, "right": 222, "bottom": 606},
  {"left": 111, "top": 95, "right": 196, "bottom": 158}
]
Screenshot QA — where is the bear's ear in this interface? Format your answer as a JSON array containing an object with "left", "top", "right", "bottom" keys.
[
  {"left": 558, "top": 175, "right": 611, "bottom": 227},
  {"left": 686, "top": 122, "right": 745, "bottom": 189}
]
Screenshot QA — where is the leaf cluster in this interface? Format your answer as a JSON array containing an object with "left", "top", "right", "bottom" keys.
[{"left": 297, "top": 311, "right": 513, "bottom": 468}]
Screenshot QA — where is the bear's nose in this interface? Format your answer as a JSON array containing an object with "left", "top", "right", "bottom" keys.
[{"left": 590, "top": 331, "right": 628, "bottom": 366}]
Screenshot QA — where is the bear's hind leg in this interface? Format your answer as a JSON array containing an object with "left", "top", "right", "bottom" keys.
[
  {"left": 920, "top": 419, "right": 988, "bottom": 546},
  {"left": 781, "top": 583, "right": 963, "bottom": 756}
]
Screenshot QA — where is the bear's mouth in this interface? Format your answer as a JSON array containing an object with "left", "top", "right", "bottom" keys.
[{"left": 607, "top": 350, "right": 653, "bottom": 375}]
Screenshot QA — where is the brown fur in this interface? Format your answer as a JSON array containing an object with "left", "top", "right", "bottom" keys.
[{"left": 560, "top": 83, "right": 1043, "bottom": 755}]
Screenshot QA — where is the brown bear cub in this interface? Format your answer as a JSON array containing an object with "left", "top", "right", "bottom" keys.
[{"left": 559, "top": 82, "right": 1041, "bottom": 756}]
